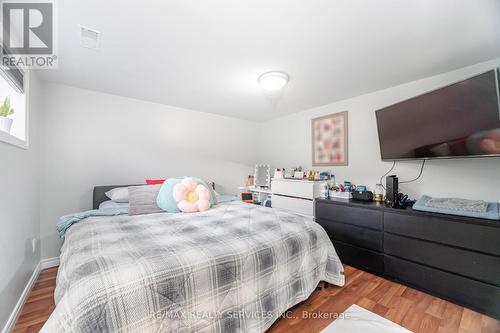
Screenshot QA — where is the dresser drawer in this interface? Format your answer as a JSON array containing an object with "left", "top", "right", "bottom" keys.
[
  {"left": 384, "top": 212, "right": 500, "bottom": 256},
  {"left": 333, "top": 240, "right": 384, "bottom": 275},
  {"left": 315, "top": 201, "right": 383, "bottom": 231},
  {"left": 318, "top": 218, "right": 383, "bottom": 252},
  {"left": 385, "top": 233, "right": 500, "bottom": 286},
  {"left": 385, "top": 255, "right": 500, "bottom": 319},
  {"left": 272, "top": 195, "right": 313, "bottom": 216},
  {"left": 271, "top": 180, "right": 324, "bottom": 199}
]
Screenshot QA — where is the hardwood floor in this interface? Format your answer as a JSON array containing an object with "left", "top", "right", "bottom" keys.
[
  {"left": 268, "top": 266, "right": 500, "bottom": 333},
  {"left": 13, "top": 266, "right": 57, "bottom": 333},
  {"left": 13, "top": 265, "right": 500, "bottom": 333}
]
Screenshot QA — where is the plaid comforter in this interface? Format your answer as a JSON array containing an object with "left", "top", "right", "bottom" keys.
[{"left": 42, "top": 202, "right": 344, "bottom": 333}]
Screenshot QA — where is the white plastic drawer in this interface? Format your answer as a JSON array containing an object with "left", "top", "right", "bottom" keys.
[
  {"left": 271, "top": 180, "right": 315, "bottom": 199},
  {"left": 272, "top": 195, "right": 313, "bottom": 216}
]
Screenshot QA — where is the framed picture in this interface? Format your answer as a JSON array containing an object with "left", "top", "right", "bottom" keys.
[{"left": 311, "top": 111, "right": 348, "bottom": 166}]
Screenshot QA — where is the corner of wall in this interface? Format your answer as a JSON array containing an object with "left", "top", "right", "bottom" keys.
[{"left": 0, "top": 70, "right": 42, "bottom": 332}]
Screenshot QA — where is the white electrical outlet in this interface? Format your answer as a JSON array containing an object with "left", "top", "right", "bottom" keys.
[{"left": 31, "top": 238, "right": 37, "bottom": 253}]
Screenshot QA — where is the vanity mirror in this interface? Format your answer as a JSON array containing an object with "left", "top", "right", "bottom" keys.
[{"left": 254, "top": 164, "right": 271, "bottom": 188}]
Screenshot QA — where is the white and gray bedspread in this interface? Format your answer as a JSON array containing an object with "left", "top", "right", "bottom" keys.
[{"left": 42, "top": 202, "right": 344, "bottom": 333}]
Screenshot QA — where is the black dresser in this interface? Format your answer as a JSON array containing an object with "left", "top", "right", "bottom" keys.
[{"left": 315, "top": 198, "right": 500, "bottom": 319}]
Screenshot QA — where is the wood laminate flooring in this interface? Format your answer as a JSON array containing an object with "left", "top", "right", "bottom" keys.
[{"left": 13, "top": 265, "right": 500, "bottom": 333}]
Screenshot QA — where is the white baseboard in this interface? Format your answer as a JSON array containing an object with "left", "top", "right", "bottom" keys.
[
  {"left": 40, "top": 257, "right": 60, "bottom": 269},
  {"left": 2, "top": 257, "right": 60, "bottom": 333},
  {"left": 2, "top": 263, "right": 41, "bottom": 333}
]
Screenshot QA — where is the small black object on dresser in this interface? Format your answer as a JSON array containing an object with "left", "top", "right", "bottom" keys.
[
  {"left": 315, "top": 198, "right": 500, "bottom": 320},
  {"left": 351, "top": 190, "right": 373, "bottom": 202},
  {"left": 385, "top": 175, "right": 398, "bottom": 207}
]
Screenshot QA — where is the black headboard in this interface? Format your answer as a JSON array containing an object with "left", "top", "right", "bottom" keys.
[
  {"left": 93, "top": 185, "right": 140, "bottom": 209},
  {"left": 92, "top": 181, "right": 216, "bottom": 209}
]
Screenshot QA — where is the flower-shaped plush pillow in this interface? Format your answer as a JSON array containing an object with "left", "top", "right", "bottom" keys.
[
  {"left": 173, "top": 178, "right": 211, "bottom": 212},
  {"left": 156, "top": 177, "right": 215, "bottom": 213}
]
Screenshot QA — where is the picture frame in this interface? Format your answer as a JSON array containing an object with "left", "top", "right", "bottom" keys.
[{"left": 311, "top": 111, "right": 348, "bottom": 166}]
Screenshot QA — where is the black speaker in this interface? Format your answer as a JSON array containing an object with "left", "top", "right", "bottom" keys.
[
  {"left": 385, "top": 175, "right": 398, "bottom": 205},
  {"left": 352, "top": 190, "right": 373, "bottom": 202}
]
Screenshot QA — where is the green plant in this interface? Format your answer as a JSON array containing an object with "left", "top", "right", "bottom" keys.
[{"left": 0, "top": 95, "right": 14, "bottom": 117}]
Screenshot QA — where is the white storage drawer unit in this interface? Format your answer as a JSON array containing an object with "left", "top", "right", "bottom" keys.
[
  {"left": 271, "top": 179, "right": 326, "bottom": 216},
  {"left": 272, "top": 195, "right": 314, "bottom": 216}
]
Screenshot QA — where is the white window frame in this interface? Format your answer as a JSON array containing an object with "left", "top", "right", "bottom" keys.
[{"left": 0, "top": 70, "right": 29, "bottom": 149}]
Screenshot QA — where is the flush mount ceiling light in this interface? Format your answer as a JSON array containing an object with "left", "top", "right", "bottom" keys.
[{"left": 258, "top": 71, "right": 289, "bottom": 91}]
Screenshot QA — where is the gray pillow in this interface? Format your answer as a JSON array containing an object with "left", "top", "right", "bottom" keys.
[{"left": 128, "top": 185, "right": 164, "bottom": 216}]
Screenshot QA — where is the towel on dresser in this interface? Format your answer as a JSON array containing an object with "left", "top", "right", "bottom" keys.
[
  {"left": 426, "top": 197, "right": 488, "bottom": 212},
  {"left": 413, "top": 195, "right": 499, "bottom": 221}
]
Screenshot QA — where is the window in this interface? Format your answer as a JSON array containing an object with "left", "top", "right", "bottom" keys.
[{"left": 0, "top": 53, "right": 28, "bottom": 149}]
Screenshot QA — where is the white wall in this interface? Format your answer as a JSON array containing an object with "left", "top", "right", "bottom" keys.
[
  {"left": 0, "top": 73, "right": 41, "bottom": 330},
  {"left": 39, "top": 58, "right": 500, "bottom": 261},
  {"left": 260, "top": 58, "right": 500, "bottom": 201},
  {"left": 39, "top": 83, "right": 258, "bottom": 259}
]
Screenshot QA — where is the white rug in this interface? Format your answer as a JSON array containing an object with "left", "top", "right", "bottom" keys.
[{"left": 321, "top": 304, "right": 412, "bottom": 333}]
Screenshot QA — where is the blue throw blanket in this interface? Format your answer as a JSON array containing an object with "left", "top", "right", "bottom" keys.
[
  {"left": 413, "top": 195, "right": 500, "bottom": 221},
  {"left": 57, "top": 208, "right": 129, "bottom": 240}
]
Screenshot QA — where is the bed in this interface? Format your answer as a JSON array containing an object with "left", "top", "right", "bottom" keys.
[{"left": 42, "top": 185, "right": 344, "bottom": 332}]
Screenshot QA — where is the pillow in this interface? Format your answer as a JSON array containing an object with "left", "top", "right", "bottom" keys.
[
  {"left": 105, "top": 187, "right": 129, "bottom": 203},
  {"left": 128, "top": 185, "right": 164, "bottom": 216},
  {"left": 145, "top": 179, "right": 165, "bottom": 185},
  {"left": 157, "top": 177, "right": 215, "bottom": 213},
  {"left": 173, "top": 178, "right": 211, "bottom": 212},
  {"left": 99, "top": 200, "right": 129, "bottom": 210},
  {"left": 148, "top": 179, "right": 216, "bottom": 201}
]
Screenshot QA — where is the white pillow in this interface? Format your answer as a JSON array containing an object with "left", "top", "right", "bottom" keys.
[
  {"left": 99, "top": 200, "right": 129, "bottom": 210},
  {"left": 105, "top": 187, "right": 129, "bottom": 203}
]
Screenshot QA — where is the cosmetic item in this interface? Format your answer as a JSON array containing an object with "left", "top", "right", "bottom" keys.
[
  {"left": 274, "top": 169, "right": 284, "bottom": 179},
  {"left": 321, "top": 183, "right": 329, "bottom": 199},
  {"left": 319, "top": 171, "right": 331, "bottom": 180},
  {"left": 374, "top": 184, "right": 384, "bottom": 202}
]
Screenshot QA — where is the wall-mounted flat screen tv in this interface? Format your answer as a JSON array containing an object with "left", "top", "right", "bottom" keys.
[{"left": 376, "top": 69, "right": 500, "bottom": 160}]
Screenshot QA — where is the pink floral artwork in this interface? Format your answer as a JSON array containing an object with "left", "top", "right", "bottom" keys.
[{"left": 311, "top": 111, "right": 348, "bottom": 166}]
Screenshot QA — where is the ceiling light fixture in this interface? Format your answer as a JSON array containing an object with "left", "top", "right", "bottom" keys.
[{"left": 258, "top": 71, "right": 289, "bottom": 91}]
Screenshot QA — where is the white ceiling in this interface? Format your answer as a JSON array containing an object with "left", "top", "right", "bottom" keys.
[{"left": 38, "top": 0, "right": 500, "bottom": 121}]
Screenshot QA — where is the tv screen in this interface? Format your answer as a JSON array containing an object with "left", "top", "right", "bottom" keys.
[{"left": 376, "top": 70, "right": 500, "bottom": 160}]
